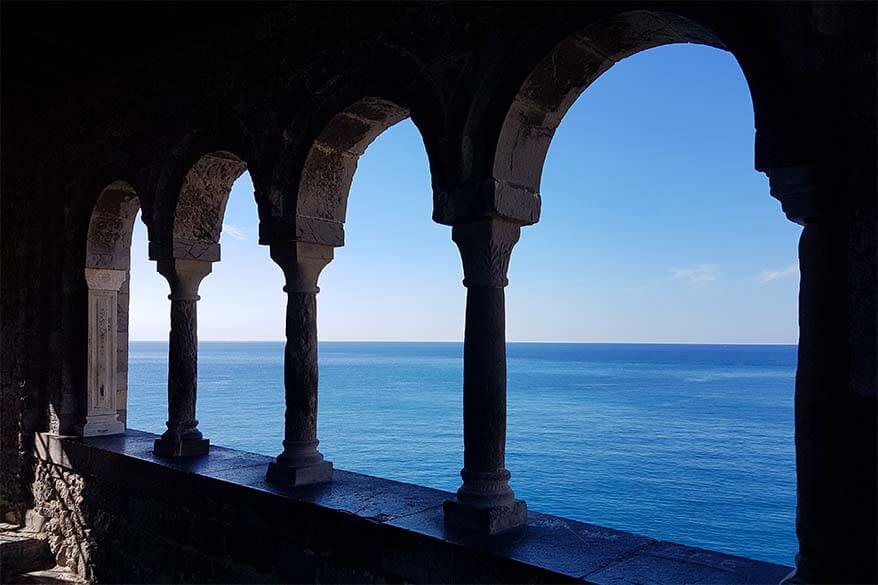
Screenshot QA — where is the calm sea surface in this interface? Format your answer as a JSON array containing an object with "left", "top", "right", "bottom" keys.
[{"left": 128, "top": 341, "right": 797, "bottom": 566}]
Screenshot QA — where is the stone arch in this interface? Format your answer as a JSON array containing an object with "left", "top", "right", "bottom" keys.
[
  {"left": 258, "top": 43, "right": 450, "bottom": 245},
  {"left": 81, "top": 181, "right": 141, "bottom": 434},
  {"left": 489, "top": 11, "right": 757, "bottom": 225},
  {"left": 294, "top": 97, "right": 410, "bottom": 246},
  {"left": 152, "top": 150, "right": 248, "bottom": 261},
  {"left": 86, "top": 181, "right": 140, "bottom": 270}
]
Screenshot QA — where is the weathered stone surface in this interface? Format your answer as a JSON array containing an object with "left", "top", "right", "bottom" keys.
[
  {"left": 447, "top": 218, "right": 527, "bottom": 533},
  {"left": 0, "top": 522, "right": 54, "bottom": 578},
  {"left": 154, "top": 259, "right": 213, "bottom": 457},
  {"left": 266, "top": 243, "right": 334, "bottom": 486},
  {"left": 172, "top": 153, "right": 248, "bottom": 246},
  {"left": 84, "top": 184, "right": 139, "bottom": 272},
  {"left": 443, "top": 498, "right": 527, "bottom": 536},
  {"left": 78, "top": 269, "right": 127, "bottom": 437},
  {"left": 26, "top": 431, "right": 791, "bottom": 584},
  {"left": 295, "top": 98, "right": 409, "bottom": 233},
  {"left": 584, "top": 540, "right": 791, "bottom": 584}
]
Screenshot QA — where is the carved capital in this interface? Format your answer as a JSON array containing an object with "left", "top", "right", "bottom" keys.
[
  {"left": 766, "top": 164, "right": 820, "bottom": 226},
  {"left": 84, "top": 268, "right": 127, "bottom": 292},
  {"left": 452, "top": 219, "right": 521, "bottom": 287},
  {"left": 270, "top": 242, "right": 334, "bottom": 293},
  {"left": 157, "top": 258, "right": 212, "bottom": 301}
]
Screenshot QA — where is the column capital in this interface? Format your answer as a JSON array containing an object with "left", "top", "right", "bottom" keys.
[
  {"left": 452, "top": 218, "right": 521, "bottom": 287},
  {"left": 156, "top": 258, "right": 212, "bottom": 301},
  {"left": 84, "top": 268, "right": 127, "bottom": 292},
  {"left": 269, "top": 241, "right": 334, "bottom": 294},
  {"left": 766, "top": 164, "right": 820, "bottom": 226}
]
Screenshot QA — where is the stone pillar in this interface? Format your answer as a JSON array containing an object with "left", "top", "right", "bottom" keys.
[
  {"left": 444, "top": 218, "right": 527, "bottom": 534},
  {"left": 153, "top": 258, "right": 212, "bottom": 457},
  {"left": 265, "top": 242, "right": 334, "bottom": 486},
  {"left": 78, "top": 268, "right": 127, "bottom": 436},
  {"left": 770, "top": 166, "right": 877, "bottom": 584}
]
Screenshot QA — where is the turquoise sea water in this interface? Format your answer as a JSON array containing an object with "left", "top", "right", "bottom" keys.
[{"left": 128, "top": 341, "right": 797, "bottom": 566}]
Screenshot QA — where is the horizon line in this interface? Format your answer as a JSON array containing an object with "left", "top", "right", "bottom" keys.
[{"left": 129, "top": 339, "right": 798, "bottom": 346}]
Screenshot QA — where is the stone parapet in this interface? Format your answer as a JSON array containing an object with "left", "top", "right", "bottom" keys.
[{"left": 31, "top": 431, "right": 792, "bottom": 584}]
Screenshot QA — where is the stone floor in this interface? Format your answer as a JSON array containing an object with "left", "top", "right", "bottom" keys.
[
  {"left": 10, "top": 566, "right": 83, "bottom": 585},
  {"left": 0, "top": 523, "right": 80, "bottom": 584}
]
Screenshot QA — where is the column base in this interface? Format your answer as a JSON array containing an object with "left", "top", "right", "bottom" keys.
[
  {"left": 78, "top": 418, "right": 125, "bottom": 437},
  {"left": 443, "top": 498, "right": 527, "bottom": 535},
  {"left": 266, "top": 459, "right": 333, "bottom": 486},
  {"left": 153, "top": 437, "right": 210, "bottom": 458}
]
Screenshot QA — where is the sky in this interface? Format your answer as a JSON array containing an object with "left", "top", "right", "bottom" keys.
[{"left": 129, "top": 44, "right": 802, "bottom": 343}]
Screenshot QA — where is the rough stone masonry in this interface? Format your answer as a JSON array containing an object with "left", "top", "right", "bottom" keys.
[{"left": 1, "top": 2, "right": 875, "bottom": 583}]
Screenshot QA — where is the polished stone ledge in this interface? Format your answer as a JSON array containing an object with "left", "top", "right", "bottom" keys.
[{"left": 34, "top": 430, "right": 792, "bottom": 584}]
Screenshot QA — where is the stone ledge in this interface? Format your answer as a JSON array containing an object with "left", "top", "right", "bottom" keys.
[{"left": 33, "top": 431, "right": 792, "bottom": 584}]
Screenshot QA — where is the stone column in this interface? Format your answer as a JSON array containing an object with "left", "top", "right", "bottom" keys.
[
  {"left": 770, "top": 166, "right": 877, "bottom": 584},
  {"left": 444, "top": 218, "right": 527, "bottom": 534},
  {"left": 266, "top": 242, "right": 334, "bottom": 486},
  {"left": 153, "top": 258, "right": 212, "bottom": 457},
  {"left": 78, "top": 268, "right": 127, "bottom": 436}
]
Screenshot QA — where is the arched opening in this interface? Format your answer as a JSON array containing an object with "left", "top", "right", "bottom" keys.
[
  {"left": 81, "top": 181, "right": 140, "bottom": 435},
  {"left": 495, "top": 16, "right": 800, "bottom": 565},
  {"left": 167, "top": 151, "right": 248, "bottom": 260},
  {"left": 295, "top": 97, "right": 411, "bottom": 243},
  {"left": 314, "top": 117, "right": 464, "bottom": 490},
  {"left": 124, "top": 98, "right": 458, "bottom": 484},
  {"left": 125, "top": 208, "right": 168, "bottom": 434},
  {"left": 123, "top": 150, "right": 249, "bottom": 454},
  {"left": 491, "top": 11, "right": 727, "bottom": 198},
  {"left": 254, "top": 95, "right": 461, "bottom": 486},
  {"left": 127, "top": 170, "right": 280, "bottom": 448}
]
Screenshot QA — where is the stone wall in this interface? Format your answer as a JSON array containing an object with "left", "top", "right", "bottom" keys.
[
  {"left": 2, "top": 2, "right": 875, "bottom": 581},
  {"left": 31, "top": 461, "right": 94, "bottom": 579},
  {"left": 32, "top": 458, "right": 332, "bottom": 584},
  {"left": 31, "top": 441, "right": 398, "bottom": 584},
  {"left": 29, "top": 431, "right": 791, "bottom": 585}
]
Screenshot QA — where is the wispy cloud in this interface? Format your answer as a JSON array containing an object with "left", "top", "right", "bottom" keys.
[
  {"left": 671, "top": 264, "right": 720, "bottom": 286},
  {"left": 222, "top": 223, "right": 247, "bottom": 241},
  {"left": 759, "top": 263, "right": 798, "bottom": 283}
]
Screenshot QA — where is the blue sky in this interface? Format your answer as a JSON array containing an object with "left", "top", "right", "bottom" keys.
[{"left": 129, "top": 44, "right": 802, "bottom": 343}]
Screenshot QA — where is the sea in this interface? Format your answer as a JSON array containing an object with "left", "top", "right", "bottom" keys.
[{"left": 128, "top": 341, "right": 797, "bottom": 566}]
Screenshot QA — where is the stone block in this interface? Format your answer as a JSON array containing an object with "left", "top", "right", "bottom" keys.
[
  {"left": 265, "top": 460, "right": 333, "bottom": 486},
  {"left": 153, "top": 437, "right": 210, "bottom": 458},
  {"left": 187, "top": 513, "right": 226, "bottom": 558},
  {"left": 226, "top": 525, "right": 279, "bottom": 574},
  {"left": 79, "top": 418, "right": 125, "bottom": 438},
  {"left": 443, "top": 498, "right": 527, "bottom": 535},
  {"left": 276, "top": 542, "right": 322, "bottom": 583}
]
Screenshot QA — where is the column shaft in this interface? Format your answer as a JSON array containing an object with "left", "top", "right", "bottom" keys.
[
  {"left": 154, "top": 258, "right": 211, "bottom": 457},
  {"left": 459, "top": 287, "right": 512, "bottom": 505},
  {"left": 278, "top": 291, "right": 322, "bottom": 463},
  {"left": 166, "top": 298, "right": 201, "bottom": 440},
  {"left": 444, "top": 218, "right": 527, "bottom": 534},
  {"left": 266, "top": 242, "right": 333, "bottom": 485}
]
